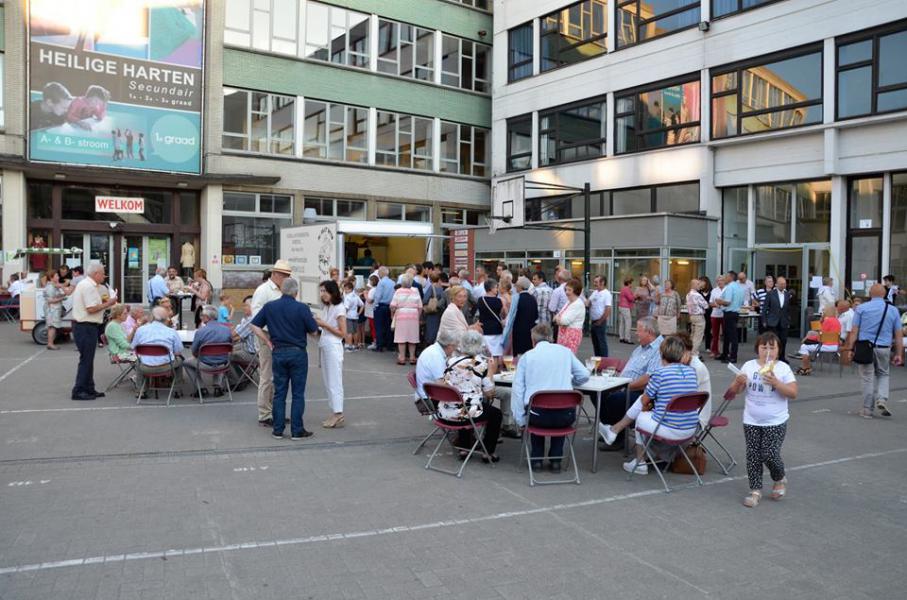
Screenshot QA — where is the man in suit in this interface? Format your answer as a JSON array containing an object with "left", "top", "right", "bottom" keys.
[{"left": 763, "top": 276, "right": 793, "bottom": 361}]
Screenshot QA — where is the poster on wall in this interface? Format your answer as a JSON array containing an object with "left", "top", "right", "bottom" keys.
[
  {"left": 28, "top": 0, "right": 204, "bottom": 174},
  {"left": 448, "top": 229, "right": 475, "bottom": 274},
  {"left": 281, "top": 223, "right": 338, "bottom": 307}
]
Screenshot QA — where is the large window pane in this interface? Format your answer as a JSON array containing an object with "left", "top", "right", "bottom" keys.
[
  {"left": 222, "top": 215, "right": 290, "bottom": 266},
  {"left": 508, "top": 22, "right": 533, "bottom": 82},
  {"left": 849, "top": 178, "right": 883, "bottom": 229},
  {"left": 507, "top": 116, "right": 532, "bottom": 171},
  {"left": 722, "top": 187, "right": 748, "bottom": 271},
  {"left": 755, "top": 184, "right": 792, "bottom": 244},
  {"left": 526, "top": 196, "right": 572, "bottom": 221},
  {"left": 795, "top": 181, "right": 831, "bottom": 243},
  {"left": 879, "top": 30, "right": 907, "bottom": 88},
  {"left": 377, "top": 202, "right": 404, "bottom": 220},
  {"left": 713, "top": 0, "right": 779, "bottom": 18},
  {"left": 617, "top": 0, "right": 699, "bottom": 48},
  {"left": 539, "top": 98, "right": 606, "bottom": 166},
  {"left": 612, "top": 187, "right": 651, "bottom": 215},
  {"left": 837, "top": 24, "right": 907, "bottom": 119},
  {"left": 837, "top": 67, "right": 872, "bottom": 118},
  {"left": 540, "top": 1, "right": 607, "bottom": 72},
  {"left": 891, "top": 173, "right": 907, "bottom": 300},
  {"left": 656, "top": 183, "right": 699, "bottom": 213},
  {"left": 223, "top": 88, "right": 293, "bottom": 155},
  {"left": 615, "top": 78, "right": 700, "bottom": 153},
  {"left": 222, "top": 88, "right": 249, "bottom": 150},
  {"left": 304, "top": 2, "right": 369, "bottom": 68}
]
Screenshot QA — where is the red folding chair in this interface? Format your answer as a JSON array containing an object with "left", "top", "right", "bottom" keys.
[
  {"left": 134, "top": 344, "right": 181, "bottom": 406},
  {"left": 408, "top": 371, "right": 441, "bottom": 455},
  {"left": 692, "top": 387, "right": 737, "bottom": 475},
  {"left": 422, "top": 383, "right": 492, "bottom": 478},
  {"left": 195, "top": 343, "right": 234, "bottom": 403},
  {"left": 595, "top": 357, "right": 626, "bottom": 375},
  {"left": 629, "top": 392, "right": 709, "bottom": 493},
  {"left": 520, "top": 390, "right": 584, "bottom": 486}
]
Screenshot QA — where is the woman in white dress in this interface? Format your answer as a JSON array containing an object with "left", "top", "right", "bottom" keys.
[{"left": 317, "top": 280, "right": 347, "bottom": 428}]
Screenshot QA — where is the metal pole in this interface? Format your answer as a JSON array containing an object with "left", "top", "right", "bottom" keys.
[{"left": 584, "top": 182, "right": 592, "bottom": 293}]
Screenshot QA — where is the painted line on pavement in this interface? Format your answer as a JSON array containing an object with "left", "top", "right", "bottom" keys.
[
  {"left": 0, "top": 349, "right": 45, "bottom": 384},
  {"left": 0, "top": 446, "right": 904, "bottom": 577},
  {"left": 0, "top": 394, "right": 410, "bottom": 415}
]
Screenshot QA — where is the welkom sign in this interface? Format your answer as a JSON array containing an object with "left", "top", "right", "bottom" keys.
[{"left": 95, "top": 196, "right": 145, "bottom": 214}]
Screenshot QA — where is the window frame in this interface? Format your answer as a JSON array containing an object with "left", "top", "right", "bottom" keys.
[
  {"left": 539, "top": 0, "right": 608, "bottom": 73},
  {"left": 538, "top": 95, "right": 607, "bottom": 166},
  {"left": 222, "top": 87, "right": 296, "bottom": 156},
  {"left": 222, "top": 190, "right": 294, "bottom": 269},
  {"left": 302, "top": 99, "right": 369, "bottom": 164},
  {"left": 836, "top": 19, "right": 907, "bottom": 121},
  {"left": 711, "top": 0, "right": 786, "bottom": 20},
  {"left": 523, "top": 181, "right": 700, "bottom": 223},
  {"left": 441, "top": 34, "right": 491, "bottom": 94},
  {"left": 304, "top": 1, "right": 370, "bottom": 69},
  {"left": 224, "top": 0, "right": 300, "bottom": 55},
  {"left": 374, "top": 110, "right": 434, "bottom": 171},
  {"left": 376, "top": 201, "right": 432, "bottom": 222},
  {"left": 303, "top": 197, "right": 367, "bottom": 220},
  {"left": 441, "top": 207, "right": 486, "bottom": 227},
  {"left": 616, "top": 0, "right": 700, "bottom": 49},
  {"left": 508, "top": 22, "right": 534, "bottom": 83},
  {"left": 506, "top": 114, "right": 533, "bottom": 173},
  {"left": 439, "top": 120, "right": 490, "bottom": 177},
  {"left": 614, "top": 73, "right": 702, "bottom": 155},
  {"left": 711, "top": 43, "right": 824, "bottom": 140},
  {"left": 377, "top": 17, "right": 435, "bottom": 82}
]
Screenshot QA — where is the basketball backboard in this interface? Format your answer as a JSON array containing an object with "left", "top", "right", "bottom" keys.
[{"left": 490, "top": 176, "right": 525, "bottom": 233}]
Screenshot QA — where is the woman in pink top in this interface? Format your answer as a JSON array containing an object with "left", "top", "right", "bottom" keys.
[
  {"left": 618, "top": 278, "right": 636, "bottom": 343},
  {"left": 390, "top": 274, "right": 422, "bottom": 365}
]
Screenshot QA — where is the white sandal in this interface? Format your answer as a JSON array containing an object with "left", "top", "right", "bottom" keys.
[
  {"left": 743, "top": 490, "right": 762, "bottom": 508},
  {"left": 771, "top": 478, "right": 787, "bottom": 500}
]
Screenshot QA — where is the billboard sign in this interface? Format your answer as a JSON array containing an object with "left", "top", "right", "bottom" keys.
[
  {"left": 281, "top": 223, "right": 339, "bottom": 308},
  {"left": 28, "top": 0, "right": 204, "bottom": 174}
]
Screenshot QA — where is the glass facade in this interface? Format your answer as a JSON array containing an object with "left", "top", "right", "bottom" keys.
[
  {"left": 838, "top": 23, "right": 907, "bottom": 119},
  {"left": 539, "top": 97, "right": 607, "bottom": 166},
  {"left": 616, "top": 0, "right": 700, "bottom": 48},
  {"left": 754, "top": 181, "right": 831, "bottom": 244},
  {"left": 540, "top": 0, "right": 607, "bottom": 72},
  {"left": 508, "top": 22, "right": 533, "bottom": 82},
  {"left": 891, "top": 173, "right": 907, "bottom": 299},
  {"left": 713, "top": 48, "right": 823, "bottom": 138},
  {"left": 615, "top": 77, "right": 701, "bottom": 153}
]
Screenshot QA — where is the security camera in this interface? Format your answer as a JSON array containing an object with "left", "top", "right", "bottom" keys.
[{"left": 478, "top": 30, "right": 487, "bottom": 38}]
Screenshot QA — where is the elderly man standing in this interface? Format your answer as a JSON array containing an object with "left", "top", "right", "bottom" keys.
[
  {"left": 71, "top": 264, "right": 118, "bottom": 400},
  {"left": 183, "top": 305, "right": 233, "bottom": 397},
  {"left": 597, "top": 317, "right": 664, "bottom": 449},
  {"left": 547, "top": 269, "right": 569, "bottom": 338},
  {"left": 530, "top": 272, "right": 552, "bottom": 325},
  {"left": 147, "top": 266, "right": 167, "bottom": 304},
  {"left": 842, "top": 284, "right": 904, "bottom": 418},
  {"left": 251, "top": 277, "right": 320, "bottom": 440},
  {"left": 372, "top": 266, "right": 395, "bottom": 352},
  {"left": 717, "top": 270, "right": 745, "bottom": 364},
  {"left": 511, "top": 323, "right": 590, "bottom": 472},
  {"left": 589, "top": 275, "right": 613, "bottom": 357},
  {"left": 131, "top": 306, "right": 184, "bottom": 395},
  {"left": 251, "top": 260, "right": 292, "bottom": 426}
]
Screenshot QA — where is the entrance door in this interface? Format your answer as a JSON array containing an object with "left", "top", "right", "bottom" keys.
[
  {"left": 120, "top": 236, "right": 170, "bottom": 305},
  {"left": 753, "top": 244, "right": 831, "bottom": 337},
  {"left": 62, "top": 233, "right": 114, "bottom": 285}
]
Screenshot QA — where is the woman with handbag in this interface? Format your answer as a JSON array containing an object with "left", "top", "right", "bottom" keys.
[
  {"left": 553, "top": 279, "right": 586, "bottom": 355},
  {"left": 422, "top": 272, "right": 446, "bottom": 346},
  {"left": 478, "top": 278, "right": 506, "bottom": 366},
  {"left": 390, "top": 274, "right": 422, "bottom": 365}
]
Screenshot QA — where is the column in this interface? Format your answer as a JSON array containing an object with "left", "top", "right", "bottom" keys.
[
  {"left": 530, "top": 112, "right": 539, "bottom": 169},
  {"left": 200, "top": 184, "right": 223, "bottom": 290},
  {"left": 607, "top": 1, "right": 617, "bottom": 53},
  {"left": 829, "top": 176, "right": 847, "bottom": 297},
  {"left": 882, "top": 173, "right": 892, "bottom": 276},
  {"left": 605, "top": 92, "right": 615, "bottom": 156},
  {"left": 294, "top": 95, "right": 305, "bottom": 159},
  {"left": 367, "top": 107, "right": 378, "bottom": 166},
  {"left": 433, "top": 31, "right": 443, "bottom": 85},
  {"left": 531, "top": 18, "right": 540, "bottom": 76},
  {"left": 1, "top": 170, "right": 28, "bottom": 275},
  {"left": 699, "top": 69, "right": 711, "bottom": 143},
  {"left": 431, "top": 118, "right": 441, "bottom": 172},
  {"left": 822, "top": 38, "right": 836, "bottom": 124},
  {"left": 368, "top": 15, "right": 379, "bottom": 72}
]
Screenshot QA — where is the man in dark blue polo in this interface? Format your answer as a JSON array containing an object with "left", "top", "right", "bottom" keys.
[
  {"left": 842, "top": 283, "right": 904, "bottom": 418},
  {"left": 183, "top": 305, "right": 233, "bottom": 398},
  {"left": 250, "top": 277, "right": 319, "bottom": 439}
]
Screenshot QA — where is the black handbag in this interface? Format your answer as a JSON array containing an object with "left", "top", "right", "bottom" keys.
[{"left": 853, "top": 304, "right": 888, "bottom": 365}]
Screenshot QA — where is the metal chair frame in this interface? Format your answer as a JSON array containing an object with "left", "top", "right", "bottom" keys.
[
  {"left": 422, "top": 383, "right": 492, "bottom": 478},
  {"left": 194, "top": 343, "right": 234, "bottom": 403},
  {"left": 518, "top": 390, "right": 584, "bottom": 486},
  {"left": 134, "top": 344, "right": 180, "bottom": 406},
  {"left": 692, "top": 388, "right": 737, "bottom": 475},
  {"left": 407, "top": 371, "right": 442, "bottom": 455},
  {"left": 627, "top": 392, "right": 709, "bottom": 493}
]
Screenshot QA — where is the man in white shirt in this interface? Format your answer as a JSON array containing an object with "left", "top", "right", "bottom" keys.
[
  {"left": 836, "top": 299, "right": 855, "bottom": 342},
  {"left": 7, "top": 274, "right": 26, "bottom": 298},
  {"left": 251, "top": 260, "right": 292, "bottom": 426},
  {"left": 817, "top": 278, "right": 836, "bottom": 314},
  {"left": 737, "top": 271, "right": 756, "bottom": 307},
  {"left": 588, "top": 275, "right": 613, "bottom": 357},
  {"left": 414, "top": 329, "right": 460, "bottom": 403},
  {"left": 71, "top": 264, "right": 118, "bottom": 400}
]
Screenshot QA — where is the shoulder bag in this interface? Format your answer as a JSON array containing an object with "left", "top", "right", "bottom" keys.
[
  {"left": 424, "top": 285, "right": 439, "bottom": 314},
  {"left": 481, "top": 296, "right": 505, "bottom": 327},
  {"left": 853, "top": 304, "right": 889, "bottom": 365}
]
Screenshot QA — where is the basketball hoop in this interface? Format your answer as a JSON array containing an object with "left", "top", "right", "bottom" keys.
[{"left": 490, "top": 176, "right": 525, "bottom": 233}]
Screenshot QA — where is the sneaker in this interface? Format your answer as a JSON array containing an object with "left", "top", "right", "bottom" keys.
[
  {"left": 367, "top": 343, "right": 377, "bottom": 350},
  {"left": 876, "top": 401, "right": 892, "bottom": 417},
  {"left": 92, "top": 391, "right": 106, "bottom": 398},
  {"left": 291, "top": 430, "right": 314, "bottom": 440},
  {"left": 271, "top": 432, "right": 284, "bottom": 440},
  {"left": 622, "top": 459, "right": 648, "bottom": 475},
  {"left": 598, "top": 422, "right": 617, "bottom": 446}
]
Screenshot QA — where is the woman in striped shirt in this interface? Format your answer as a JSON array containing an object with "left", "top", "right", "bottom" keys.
[{"left": 598, "top": 336, "right": 700, "bottom": 475}]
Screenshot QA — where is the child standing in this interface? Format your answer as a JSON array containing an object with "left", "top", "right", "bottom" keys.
[
  {"left": 730, "top": 331, "right": 798, "bottom": 508},
  {"left": 342, "top": 280, "right": 364, "bottom": 351},
  {"left": 217, "top": 293, "right": 234, "bottom": 323}
]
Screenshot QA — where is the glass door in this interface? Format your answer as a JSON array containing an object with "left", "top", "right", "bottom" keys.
[
  {"left": 803, "top": 245, "right": 832, "bottom": 333},
  {"left": 122, "top": 236, "right": 145, "bottom": 304},
  {"left": 147, "top": 237, "right": 171, "bottom": 282},
  {"left": 61, "top": 233, "right": 113, "bottom": 284}
]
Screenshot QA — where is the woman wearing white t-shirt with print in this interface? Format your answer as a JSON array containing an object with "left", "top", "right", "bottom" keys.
[
  {"left": 317, "top": 280, "right": 347, "bottom": 429},
  {"left": 729, "top": 331, "right": 798, "bottom": 508}
]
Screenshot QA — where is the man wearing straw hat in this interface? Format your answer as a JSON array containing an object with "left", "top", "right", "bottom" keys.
[{"left": 251, "top": 259, "right": 293, "bottom": 426}]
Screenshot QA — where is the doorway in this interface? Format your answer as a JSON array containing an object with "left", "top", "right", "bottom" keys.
[
  {"left": 62, "top": 233, "right": 114, "bottom": 285},
  {"left": 121, "top": 235, "right": 171, "bottom": 304},
  {"left": 752, "top": 243, "right": 831, "bottom": 337}
]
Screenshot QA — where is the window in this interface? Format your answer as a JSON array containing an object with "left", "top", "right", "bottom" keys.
[
  {"left": 222, "top": 192, "right": 292, "bottom": 267},
  {"left": 794, "top": 181, "right": 831, "bottom": 243},
  {"left": 303, "top": 100, "right": 368, "bottom": 163},
  {"left": 304, "top": 1, "right": 369, "bottom": 68},
  {"left": 616, "top": 0, "right": 700, "bottom": 48},
  {"left": 526, "top": 196, "right": 573, "bottom": 222},
  {"left": 713, "top": 0, "right": 784, "bottom": 18},
  {"left": 539, "top": 97, "right": 606, "bottom": 166},
  {"left": 523, "top": 182, "right": 699, "bottom": 221},
  {"left": 441, "top": 34, "right": 491, "bottom": 93},
  {"left": 378, "top": 19, "right": 434, "bottom": 81},
  {"left": 304, "top": 197, "right": 366, "bottom": 219},
  {"left": 713, "top": 47, "right": 823, "bottom": 139},
  {"left": 222, "top": 88, "right": 295, "bottom": 155},
  {"left": 655, "top": 183, "right": 700, "bottom": 213},
  {"left": 508, "top": 22, "right": 533, "bottom": 82},
  {"left": 754, "top": 180, "right": 830, "bottom": 244},
  {"left": 612, "top": 187, "right": 651, "bottom": 215},
  {"left": 451, "top": 0, "right": 491, "bottom": 10},
  {"left": 837, "top": 22, "right": 907, "bottom": 119},
  {"left": 540, "top": 0, "right": 607, "bottom": 72},
  {"left": 615, "top": 76, "right": 700, "bottom": 153},
  {"left": 847, "top": 177, "right": 883, "bottom": 295},
  {"left": 439, "top": 122, "right": 490, "bottom": 177},
  {"left": 375, "top": 111, "right": 433, "bottom": 170},
  {"left": 891, "top": 173, "right": 907, "bottom": 299},
  {"left": 441, "top": 208, "right": 485, "bottom": 226},
  {"left": 755, "top": 184, "right": 792, "bottom": 244},
  {"left": 377, "top": 202, "right": 431, "bottom": 222},
  {"left": 507, "top": 115, "right": 533, "bottom": 172},
  {"left": 225, "top": 0, "right": 298, "bottom": 54}
]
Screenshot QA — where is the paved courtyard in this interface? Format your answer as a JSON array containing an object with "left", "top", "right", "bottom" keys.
[{"left": 0, "top": 323, "right": 905, "bottom": 600}]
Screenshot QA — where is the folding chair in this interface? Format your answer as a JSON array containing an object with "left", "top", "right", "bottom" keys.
[
  {"left": 692, "top": 388, "right": 737, "bottom": 475},
  {"left": 194, "top": 343, "right": 234, "bottom": 403},
  {"left": 134, "top": 344, "right": 181, "bottom": 406},
  {"left": 101, "top": 334, "right": 138, "bottom": 393},
  {"left": 813, "top": 331, "right": 844, "bottom": 376},
  {"left": 628, "top": 392, "right": 709, "bottom": 493},
  {"left": 408, "top": 371, "right": 442, "bottom": 455},
  {"left": 422, "top": 383, "right": 492, "bottom": 478},
  {"left": 0, "top": 295, "right": 19, "bottom": 323},
  {"left": 232, "top": 355, "right": 260, "bottom": 389},
  {"left": 519, "top": 390, "right": 584, "bottom": 486},
  {"left": 595, "top": 357, "right": 626, "bottom": 375}
]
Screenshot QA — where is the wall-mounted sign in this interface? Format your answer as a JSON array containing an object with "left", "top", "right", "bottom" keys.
[
  {"left": 95, "top": 195, "right": 144, "bottom": 214},
  {"left": 448, "top": 229, "right": 474, "bottom": 273},
  {"left": 28, "top": 0, "right": 204, "bottom": 174},
  {"left": 859, "top": 219, "right": 873, "bottom": 229}
]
